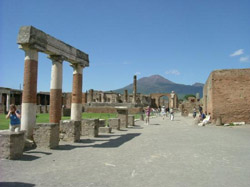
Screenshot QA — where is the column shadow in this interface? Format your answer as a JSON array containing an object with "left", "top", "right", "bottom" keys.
[{"left": 0, "top": 182, "right": 35, "bottom": 187}]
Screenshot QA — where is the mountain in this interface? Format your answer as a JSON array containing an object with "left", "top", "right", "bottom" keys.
[{"left": 113, "top": 75, "right": 204, "bottom": 98}]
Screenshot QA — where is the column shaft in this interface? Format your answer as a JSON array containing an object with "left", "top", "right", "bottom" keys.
[
  {"left": 49, "top": 55, "right": 63, "bottom": 123},
  {"left": 6, "top": 94, "right": 10, "bottom": 111},
  {"left": 71, "top": 65, "right": 83, "bottom": 121},
  {"left": 21, "top": 47, "right": 38, "bottom": 139},
  {"left": 133, "top": 75, "right": 137, "bottom": 103}
]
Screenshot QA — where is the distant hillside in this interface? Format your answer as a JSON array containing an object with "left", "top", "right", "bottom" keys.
[{"left": 113, "top": 75, "right": 204, "bottom": 98}]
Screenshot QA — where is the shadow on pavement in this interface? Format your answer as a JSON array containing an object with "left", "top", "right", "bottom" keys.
[
  {"left": 92, "top": 133, "right": 141, "bottom": 148},
  {"left": 16, "top": 154, "right": 40, "bottom": 161},
  {"left": 0, "top": 182, "right": 35, "bottom": 187},
  {"left": 150, "top": 124, "right": 160, "bottom": 125}
]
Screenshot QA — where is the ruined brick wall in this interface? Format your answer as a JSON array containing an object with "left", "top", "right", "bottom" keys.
[{"left": 203, "top": 69, "right": 250, "bottom": 124}]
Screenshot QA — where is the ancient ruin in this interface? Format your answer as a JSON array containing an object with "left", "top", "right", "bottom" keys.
[
  {"left": 203, "top": 68, "right": 250, "bottom": 124},
  {"left": 17, "top": 26, "right": 89, "bottom": 139}
]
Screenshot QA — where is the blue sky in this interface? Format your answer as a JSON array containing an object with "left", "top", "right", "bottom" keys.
[{"left": 0, "top": 0, "right": 249, "bottom": 92}]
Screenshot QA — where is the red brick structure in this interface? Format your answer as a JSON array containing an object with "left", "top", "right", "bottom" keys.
[{"left": 203, "top": 68, "right": 250, "bottom": 124}]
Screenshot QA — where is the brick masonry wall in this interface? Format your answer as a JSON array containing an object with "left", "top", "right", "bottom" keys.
[{"left": 204, "top": 69, "right": 250, "bottom": 123}]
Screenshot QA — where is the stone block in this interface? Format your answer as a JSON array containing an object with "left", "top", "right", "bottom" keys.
[
  {"left": 99, "top": 119, "right": 106, "bottom": 127},
  {"left": 81, "top": 119, "right": 99, "bottom": 137},
  {"left": 128, "top": 115, "right": 135, "bottom": 126},
  {"left": 0, "top": 130, "right": 25, "bottom": 160},
  {"left": 99, "top": 127, "right": 112, "bottom": 133},
  {"left": 33, "top": 123, "right": 59, "bottom": 149},
  {"left": 116, "top": 107, "right": 128, "bottom": 128},
  {"left": 60, "top": 120, "right": 81, "bottom": 142},
  {"left": 108, "top": 118, "right": 120, "bottom": 130}
]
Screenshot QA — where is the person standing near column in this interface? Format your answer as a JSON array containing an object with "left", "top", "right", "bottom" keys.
[
  {"left": 145, "top": 105, "right": 151, "bottom": 125},
  {"left": 6, "top": 104, "right": 21, "bottom": 132}
]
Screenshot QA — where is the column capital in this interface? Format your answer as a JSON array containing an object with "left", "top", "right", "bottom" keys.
[
  {"left": 48, "top": 55, "right": 65, "bottom": 63},
  {"left": 70, "top": 63, "right": 84, "bottom": 74},
  {"left": 19, "top": 44, "right": 38, "bottom": 61}
]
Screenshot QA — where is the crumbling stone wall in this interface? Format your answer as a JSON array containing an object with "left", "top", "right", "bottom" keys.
[{"left": 203, "top": 68, "right": 250, "bottom": 124}]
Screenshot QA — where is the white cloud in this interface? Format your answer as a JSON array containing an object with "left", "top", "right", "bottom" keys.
[
  {"left": 165, "top": 70, "right": 180, "bottom": 75},
  {"left": 239, "top": 56, "right": 249, "bottom": 62},
  {"left": 230, "top": 49, "right": 244, "bottom": 57},
  {"left": 135, "top": 72, "right": 141, "bottom": 76}
]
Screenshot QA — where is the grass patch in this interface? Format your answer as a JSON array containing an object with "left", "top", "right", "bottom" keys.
[{"left": 0, "top": 112, "right": 141, "bottom": 130}]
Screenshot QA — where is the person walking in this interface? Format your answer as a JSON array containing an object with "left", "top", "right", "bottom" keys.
[
  {"left": 145, "top": 106, "right": 151, "bottom": 125},
  {"left": 170, "top": 108, "right": 174, "bottom": 121}
]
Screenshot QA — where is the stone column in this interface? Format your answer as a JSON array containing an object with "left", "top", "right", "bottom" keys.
[
  {"left": 6, "top": 94, "right": 10, "bottom": 112},
  {"left": 124, "top": 90, "right": 128, "bottom": 103},
  {"left": 101, "top": 93, "right": 105, "bottom": 103},
  {"left": 49, "top": 55, "right": 64, "bottom": 124},
  {"left": 98, "top": 94, "right": 102, "bottom": 102},
  {"left": 20, "top": 46, "right": 39, "bottom": 139},
  {"left": 71, "top": 64, "right": 83, "bottom": 121},
  {"left": 89, "top": 89, "right": 94, "bottom": 102},
  {"left": 132, "top": 75, "right": 137, "bottom": 104}
]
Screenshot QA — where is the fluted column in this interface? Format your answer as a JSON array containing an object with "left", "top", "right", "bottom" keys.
[
  {"left": 49, "top": 55, "right": 64, "bottom": 123},
  {"left": 71, "top": 64, "right": 83, "bottom": 121},
  {"left": 20, "top": 46, "right": 39, "bottom": 139}
]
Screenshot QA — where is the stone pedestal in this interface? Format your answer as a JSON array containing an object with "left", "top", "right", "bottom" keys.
[
  {"left": 33, "top": 123, "right": 59, "bottom": 149},
  {"left": 60, "top": 120, "right": 81, "bottom": 142},
  {"left": 128, "top": 115, "right": 135, "bottom": 126},
  {"left": 99, "top": 127, "right": 112, "bottom": 133},
  {"left": 115, "top": 107, "right": 128, "bottom": 128},
  {"left": 81, "top": 119, "right": 99, "bottom": 137},
  {"left": 108, "top": 118, "right": 120, "bottom": 130},
  {"left": 99, "top": 119, "right": 106, "bottom": 127},
  {"left": 0, "top": 130, "right": 25, "bottom": 160}
]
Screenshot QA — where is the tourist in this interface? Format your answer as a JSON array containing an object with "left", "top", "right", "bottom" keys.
[
  {"left": 145, "top": 106, "right": 151, "bottom": 125},
  {"left": 198, "top": 112, "right": 211, "bottom": 126},
  {"left": 166, "top": 106, "right": 169, "bottom": 117},
  {"left": 161, "top": 106, "right": 166, "bottom": 120},
  {"left": 198, "top": 105, "right": 203, "bottom": 113},
  {"left": 193, "top": 107, "right": 197, "bottom": 118},
  {"left": 199, "top": 111, "right": 206, "bottom": 121},
  {"left": 170, "top": 108, "right": 174, "bottom": 121},
  {"left": 6, "top": 104, "right": 21, "bottom": 132}
]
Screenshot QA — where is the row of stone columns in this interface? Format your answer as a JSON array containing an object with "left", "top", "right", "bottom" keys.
[{"left": 20, "top": 46, "right": 84, "bottom": 139}]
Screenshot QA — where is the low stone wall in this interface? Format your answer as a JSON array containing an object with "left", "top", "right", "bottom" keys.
[
  {"left": 85, "top": 107, "right": 142, "bottom": 114},
  {"left": 33, "top": 123, "right": 59, "bottom": 149},
  {"left": 108, "top": 118, "right": 120, "bottom": 130},
  {"left": 81, "top": 119, "right": 99, "bottom": 137},
  {"left": 128, "top": 115, "right": 135, "bottom": 126},
  {"left": 0, "top": 130, "right": 25, "bottom": 160},
  {"left": 60, "top": 120, "right": 81, "bottom": 142},
  {"left": 99, "top": 127, "right": 112, "bottom": 133}
]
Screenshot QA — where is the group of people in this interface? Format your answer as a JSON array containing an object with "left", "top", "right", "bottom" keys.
[
  {"left": 193, "top": 105, "right": 211, "bottom": 126},
  {"left": 144, "top": 105, "right": 175, "bottom": 125}
]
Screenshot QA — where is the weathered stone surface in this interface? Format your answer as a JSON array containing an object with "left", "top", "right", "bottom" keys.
[
  {"left": 99, "top": 119, "right": 106, "bottom": 127},
  {"left": 116, "top": 107, "right": 128, "bottom": 128},
  {"left": 128, "top": 115, "right": 135, "bottom": 126},
  {"left": 81, "top": 119, "right": 99, "bottom": 137},
  {"left": 17, "top": 26, "right": 89, "bottom": 66},
  {"left": 33, "top": 123, "right": 59, "bottom": 149},
  {"left": 108, "top": 118, "right": 120, "bottom": 130},
  {"left": 0, "top": 130, "right": 25, "bottom": 160},
  {"left": 60, "top": 120, "right": 81, "bottom": 142},
  {"left": 99, "top": 127, "right": 112, "bottom": 133},
  {"left": 203, "top": 68, "right": 250, "bottom": 124}
]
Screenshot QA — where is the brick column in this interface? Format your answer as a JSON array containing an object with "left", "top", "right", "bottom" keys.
[
  {"left": 71, "top": 64, "right": 83, "bottom": 121},
  {"left": 49, "top": 55, "right": 64, "bottom": 123},
  {"left": 132, "top": 75, "right": 137, "bottom": 104},
  {"left": 20, "top": 47, "right": 39, "bottom": 139}
]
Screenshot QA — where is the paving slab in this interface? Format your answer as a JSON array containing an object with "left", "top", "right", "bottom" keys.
[{"left": 1, "top": 113, "right": 250, "bottom": 187}]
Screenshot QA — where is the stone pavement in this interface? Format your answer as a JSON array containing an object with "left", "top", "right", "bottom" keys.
[{"left": 1, "top": 113, "right": 250, "bottom": 187}]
